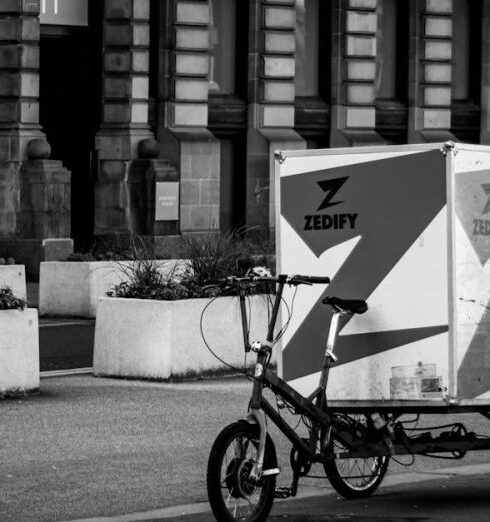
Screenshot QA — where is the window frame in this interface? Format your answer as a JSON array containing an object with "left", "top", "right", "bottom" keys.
[{"left": 294, "top": 0, "right": 330, "bottom": 144}]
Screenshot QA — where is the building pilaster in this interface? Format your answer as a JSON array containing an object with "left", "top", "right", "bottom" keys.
[
  {"left": 0, "top": 0, "right": 72, "bottom": 278},
  {"left": 408, "top": 0, "right": 455, "bottom": 142},
  {"left": 158, "top": 0, "right": 221, "bottom": 237},
  {"left": 95, "top": 0, "right": 157, "bottom": 239},
  {"left": 330, "top": 0, "right": 384, "bottom": 147},
  {"left": 245, "top": 0, "right": 305, "bottom": 233}
]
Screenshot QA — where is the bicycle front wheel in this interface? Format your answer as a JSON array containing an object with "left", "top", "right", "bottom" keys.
[
  {"left": 207, "top": 420, "right": 277, "bottom": 522},
  {"left": 323, "top": 414, "right": 389, "bottom": 499}
]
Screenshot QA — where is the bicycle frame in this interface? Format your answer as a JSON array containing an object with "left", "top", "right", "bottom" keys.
[{"left": 239, "top": 276, "right": 349, "bottom": 485}]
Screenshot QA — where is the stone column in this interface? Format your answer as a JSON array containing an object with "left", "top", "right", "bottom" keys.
[
  {"left": 407, "top": 0, "right": 455, "bottom": 142},
  {"left": 158, "top": 0, "right": 221, "bottom": 241},
  {"left": 244, "top": 0, "right": 305, "bottom": 233},
  {"left": 0, "top": 0, "right": 72, "bottom": 279},
  {"left": 330, "top": 0, "right": 385, "bottom": 146},
  {"left": 95, "top": 0, "right": 158, "bottom": 243}
]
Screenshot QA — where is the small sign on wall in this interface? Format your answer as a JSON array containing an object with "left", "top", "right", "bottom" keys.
[
  {"left": 40, "top": 0, "right": 88, "bottom": 26},
  {"left": 155, "top": 182, "right": 179, "bottom": 221}
]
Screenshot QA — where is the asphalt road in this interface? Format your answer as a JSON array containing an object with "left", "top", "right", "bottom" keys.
[{"left": 2, "top": 375, "right": 490, "bottom": 521}]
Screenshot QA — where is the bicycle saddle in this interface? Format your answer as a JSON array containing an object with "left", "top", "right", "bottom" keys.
[{"left": 322, "top": 296, "right": 368, "bottom": 314}]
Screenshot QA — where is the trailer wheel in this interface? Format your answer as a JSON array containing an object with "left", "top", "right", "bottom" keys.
[{"left": 324, "top": 414, "right": 389, "bottom": 498}]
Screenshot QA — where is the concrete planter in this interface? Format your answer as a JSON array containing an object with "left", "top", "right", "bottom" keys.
[
  {"left": 93, "top": 295, "right": 273, "bottom": 380},
  {"left": 0, "top": 308, "right": 39, "bottom": 397},
  {"left": 39, "top": 260, "right": 189, "bottom": 318},
  {"left": 0, "top": 265, "right": 27, "bottom": 300}
]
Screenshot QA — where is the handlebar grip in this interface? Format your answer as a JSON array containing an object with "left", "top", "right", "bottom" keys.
[
  {"left": 202, "top": 279, "right": 226, "bottom": 286},
  {"left": 290, "top": 275, "right": 330, "bottom": 284},
  {"left": 306, "top": 276, "right": 330, "bottom": 284}
]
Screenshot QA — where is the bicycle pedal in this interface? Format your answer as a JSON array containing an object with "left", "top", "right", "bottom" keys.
[
  {"left": 274, "top": 487, "right": 292, "bottom": 499},
  {"left": 262, "top": 467, "right": 280, "bottom": 477}
]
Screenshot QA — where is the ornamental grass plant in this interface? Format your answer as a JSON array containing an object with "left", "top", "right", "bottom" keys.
[
  {"left": 106, "top": 230, "right": 275, "bottom": 301},
  {"left": 106, "top": 236, "right": 198, "bottom": 301}
]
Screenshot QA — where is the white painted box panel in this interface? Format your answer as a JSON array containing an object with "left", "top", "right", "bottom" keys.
[{"left": 276, "top": 142, "right": 490, "bottom": 405}]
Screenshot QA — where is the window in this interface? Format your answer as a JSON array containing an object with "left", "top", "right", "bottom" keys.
[
  {"left": 452, "top": 0, "right": 481, "bottom": 103},
  {"left": 40, "top": 0, "right": 88, "bottom": 26},
  {"left": 294, "top": 0, "right": 329, "bottom": 142},
  {"left": 219, "top": 138, "right": 245, "bottom": 231},
  {"left": 451, "top": 0, "right": 482, "bottom": 142},
  {"left": 376, "top": 0, "right": 407, "bottom": 101},
  {"left": 295, "top": 0, "right": 320, "bottom": 97},
  {"left": 375, "top": 0, "right": 408, "bottom": 143},
  {"left": 219, "top": 139, "right": 234, "bottom": 231},
  {"left": 208, "top": 0, "right": 247, "bottom": 231},
  {"left": 209, "top": 0, "right": 237, "bottom": 95}
]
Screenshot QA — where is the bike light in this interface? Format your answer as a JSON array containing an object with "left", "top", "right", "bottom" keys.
[{"left": 250, "top": 341, "right": 262, "bottom": 352}]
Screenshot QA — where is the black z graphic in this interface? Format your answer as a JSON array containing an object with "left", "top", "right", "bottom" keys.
[
  {"left": 316, "top": 177, "right": 349, "bottom": 211},
  {"left": 482, "top": 183, "right": 490, "bottom": 215}
]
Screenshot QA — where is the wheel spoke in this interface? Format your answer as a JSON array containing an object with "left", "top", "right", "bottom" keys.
[{"left": 245, "top": 496, "right": 253, "bottom": 516}]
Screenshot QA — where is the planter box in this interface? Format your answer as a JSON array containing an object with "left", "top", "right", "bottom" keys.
[
  {"left": 93, "top": 295, "right": 274, "bottom": 380},
  {"left": 0, "top": 308, "right": 39, "bottom": 397},
  {"left": 0, "top": 265, "right": 27, "bottom": 300},
  {"left": 39, "top": 260, "right": 189, "bottom": 318}
]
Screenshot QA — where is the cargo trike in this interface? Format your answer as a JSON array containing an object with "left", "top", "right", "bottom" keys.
[{"left": 206, "top": 272, "right": 490, "bottom": 522}]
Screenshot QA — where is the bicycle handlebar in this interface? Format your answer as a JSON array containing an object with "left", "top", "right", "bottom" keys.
[
  {"left": 204, "top": 274, "right": 330, "bottom": 288},
  {"left": 288, "top": 275, "right": 331, "bottom": 285}
]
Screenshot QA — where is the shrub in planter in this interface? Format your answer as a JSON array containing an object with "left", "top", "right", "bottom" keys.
[
  {"left": 0, "top": 286, "right": 26, "bottom": 310},
  {"left": 106, "top": 230, "right": 274, "bottom": 299},
  {"left": 106, "top": 239, "right": 201, "bottom": 300},
  {"left": 107, "top": 261, "right": 213, "bottom": 300},
  {"left": 180, "top": 228, "right": 275, "bottom": 286},
  {"left": 0, "top": 286, "right": 39, "bottom": 397}
]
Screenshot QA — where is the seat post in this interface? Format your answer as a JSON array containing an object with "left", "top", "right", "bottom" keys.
[{"left": 319, "top": 310, "right": 342, "bottom": 389}]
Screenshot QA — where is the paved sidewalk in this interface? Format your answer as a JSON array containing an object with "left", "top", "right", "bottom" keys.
[
  {"left": 64, "top": 464, "right": 490, "bottom": 521},
  {"left": 3, "top": 375, "right": 490, "bottom": 521}
]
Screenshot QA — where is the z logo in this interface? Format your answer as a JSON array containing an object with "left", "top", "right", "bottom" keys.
[
  {"left": 481, "top": 183, "right": 490, "bottom": 215},
  {"left": 316, "top": 177, "right": 348, "bottom": 211}
]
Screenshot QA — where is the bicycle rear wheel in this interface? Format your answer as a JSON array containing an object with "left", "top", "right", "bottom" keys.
[
  {"left": 323, "top": 414, "right": 389, "bottom": 499},
  {"left": 207, "top": 420, "right": 277, "bottom": 522}
]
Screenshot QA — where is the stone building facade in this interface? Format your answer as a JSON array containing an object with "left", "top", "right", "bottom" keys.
[{"left": 0, "top": 0, "right": 487, "bottom": 276}]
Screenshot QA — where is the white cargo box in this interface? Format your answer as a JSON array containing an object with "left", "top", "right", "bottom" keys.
[{"left": 275, "top": 142, "right": 490, "bottom": 406}]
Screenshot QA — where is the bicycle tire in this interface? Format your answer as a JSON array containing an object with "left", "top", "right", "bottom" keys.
[
  {"left": 323, "top": 414, "right": 389, "bottom": 499},
  {"left": 207, "top": 420, "right": 277, "bottom": 522}
]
